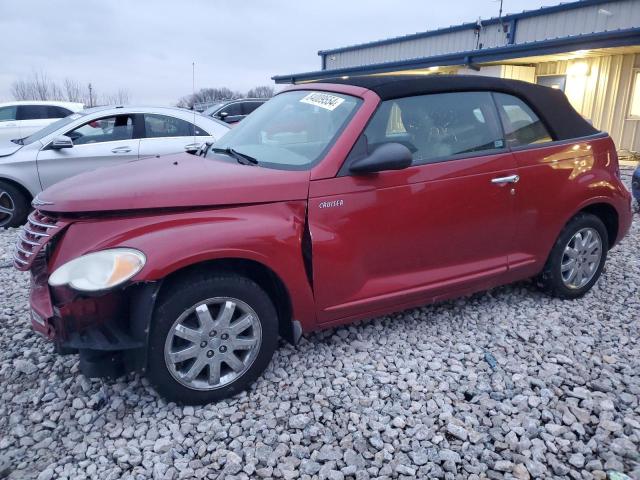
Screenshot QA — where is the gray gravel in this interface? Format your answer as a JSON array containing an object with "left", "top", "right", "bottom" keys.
[{"left": 0, "top": 169, "right": 638, "bottom": 480}]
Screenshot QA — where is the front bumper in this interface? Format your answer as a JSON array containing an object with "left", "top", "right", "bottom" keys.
[{"left": 28, "top": 264, "right": 160, "bottom": 378}]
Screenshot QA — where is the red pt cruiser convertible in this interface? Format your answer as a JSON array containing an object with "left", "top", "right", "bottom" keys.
[{"left": 15, "top": 76, "right": 632, "bottom": 404}]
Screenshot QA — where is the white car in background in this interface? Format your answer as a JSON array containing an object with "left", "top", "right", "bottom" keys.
[
  {"left": 0, "top": 105, "right": 230, "bottom": 227},
  {"left": 0, "top": 101, "right": 84, "bottom": 142}
]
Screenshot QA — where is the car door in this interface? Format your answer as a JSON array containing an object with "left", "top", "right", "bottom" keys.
[
  {"left": 492, "top": 92, "right": 571, "bottom": 272},
  {"left": 308, "top": 91, "right": 519, "bottom": 324},
  {"left": 36, "top": 113, "right": 140, "bottom": 189},
  {"left": 138, "top": 113, "right": 212, "bottom": 158}
]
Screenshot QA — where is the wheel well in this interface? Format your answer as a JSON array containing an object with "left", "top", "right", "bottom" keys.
[
  {"left": 0, "top": 177, "right": 33, "bottom": 205},
  {"left": 579, "top": 203, "right": 618, "bottom": 248},
  {"left": 157, "top": 258, "right": 295, "bottom": 343}
]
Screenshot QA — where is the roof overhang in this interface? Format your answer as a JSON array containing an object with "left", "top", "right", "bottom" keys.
[{"left": 273, "top": 27, "right": 640, "bottom": 84}]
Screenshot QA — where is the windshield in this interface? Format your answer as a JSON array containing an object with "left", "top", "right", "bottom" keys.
[
  {"left": 22, "top": 112, "right": 86, "bottom": 145},
  {"left": 208, "top": 90, "right": 362, "bottom": 170}
]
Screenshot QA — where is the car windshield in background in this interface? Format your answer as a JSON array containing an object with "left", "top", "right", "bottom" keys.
[
  {"left": 21, "top": 112, "right": 85, "bottom": 145},
  {"left": 209, "top": 90, "right": 362, "bottom": 170}
]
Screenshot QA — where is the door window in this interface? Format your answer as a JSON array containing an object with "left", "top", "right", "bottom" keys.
[
  {"left": 241, "top": 101, "right": 263, "bottom": 115},
  {"left": 494, "top": 93, "right": 553, "bottom": 146},
  {"left": 0, "top": 106, "right": 17, "bottom": 122},
  {"left": 218, "top": 103, "right": 242, "bottom": 118},
  {"left": 46, "top": 106, "right": 72, "bottom": 119},
  {"left": 347, "top": 91, "right": 504, "bottom": 168},
  {"left": 66, "top": 115, "right": 134, "bottom": 145},
  {"left": 17, "top": 105, "right": 50, "bottom": 120},
  {"left": 143, "top": 114, "right": 208, "bottom": 138}
]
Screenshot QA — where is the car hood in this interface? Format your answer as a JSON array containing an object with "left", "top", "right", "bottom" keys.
[
  {"left": 38, "top": 153, "right": 311, "bottom": 213},
  {"left": 0, "top": 141, "right": 22, "bottom": 158}
]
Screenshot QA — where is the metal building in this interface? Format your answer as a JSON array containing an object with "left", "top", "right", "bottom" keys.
[{"left": 274, "top": 0, "right": 640, "bottom": 155}]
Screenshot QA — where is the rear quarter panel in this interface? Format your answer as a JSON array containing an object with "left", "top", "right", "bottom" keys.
[
  {"left": 49, "top": 201, "right": 316, "bottom": 329},
  {"left": 510, "top": 134, "right": 631, "bottom": 276}
]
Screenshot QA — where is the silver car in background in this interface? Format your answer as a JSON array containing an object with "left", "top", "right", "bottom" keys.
[{"left": 0, "top": 106, "right": 230, "bottom": 227}]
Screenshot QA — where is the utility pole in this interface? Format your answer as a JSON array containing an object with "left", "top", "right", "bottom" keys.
[{"left": 88, "top": 83, "right": 93, "bottom": 107}]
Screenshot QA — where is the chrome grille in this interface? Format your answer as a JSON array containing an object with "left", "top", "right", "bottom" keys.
[{"left": 13, "top": 211, "right": 63, "bottom": 270}]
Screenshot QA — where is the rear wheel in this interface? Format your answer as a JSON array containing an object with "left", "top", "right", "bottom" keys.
[
  {"left": 0, "top": 180, "right": 29, "bottom": 228},
  {"left": 538, "top": 213, "right": 608, "bottom": 298},
  {"left": 147, "top": 273, "right": 278, "bottom": 404}
]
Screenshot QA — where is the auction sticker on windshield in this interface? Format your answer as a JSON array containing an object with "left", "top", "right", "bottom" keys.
[{"left": 300, "top": 92, "right": 345, "bottom": 111}]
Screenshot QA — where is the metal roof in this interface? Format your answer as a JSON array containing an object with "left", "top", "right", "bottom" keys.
[
  {"left": 317, "top": 0, "right": 619, "bottom": 56},
  {"left": 273, "top": 27, "right": 640, "bottom": 84}
]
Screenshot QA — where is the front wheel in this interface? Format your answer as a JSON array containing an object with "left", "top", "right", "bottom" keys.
[
  {"left": 0, "top": 180, "right": 29, "bottom": 228},
  {"left": 147, "top": 274, "right": 279, "bottom": 404},
  {"left": 537, "top": 213, "right": 608, "bottom": 299}
]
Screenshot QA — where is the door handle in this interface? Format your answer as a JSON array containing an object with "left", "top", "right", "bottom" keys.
[
  {"left": 111, "top": 146, "right": 132, "bottom": 154},
  {"left": 491, "top": 174, "right": 519, "bottom": 185}
]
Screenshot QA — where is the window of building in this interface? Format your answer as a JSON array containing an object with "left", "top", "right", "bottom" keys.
[
  {"left": 494, "top": 93, "right": 553, "bottom": 146},
  {"left": 629, "top": 70, "right": 640, "bottom": 119}
]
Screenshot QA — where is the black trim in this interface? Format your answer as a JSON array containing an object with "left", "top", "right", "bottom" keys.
[
  {"left": 508, "top": 131, "right": 608, "bottom": 153},
  {"left": 123, "top": 281, "right": 162, "bottom": 373},
  {"left": 133, "top": 113, "right": 145, "bottom": 139}
]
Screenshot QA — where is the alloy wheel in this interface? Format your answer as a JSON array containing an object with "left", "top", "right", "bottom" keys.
[
  {"left": 561, "top": 227, "right": 602, "bottom": 289},
  {"left": 164, "top": 297, "right": 262, "bottom": 391},
  {"left": 0, "top": 190, "right": 15, "bottom": 227}
]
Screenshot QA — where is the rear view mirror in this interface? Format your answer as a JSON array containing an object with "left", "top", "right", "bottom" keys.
[
  {"left": 50, "top": 135, "right": 73, "bottom": 150},
  {"left": 349, "top": 142, "right": 412, "bottom": 174}
]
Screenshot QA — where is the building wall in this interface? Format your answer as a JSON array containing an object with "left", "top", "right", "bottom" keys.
[
  {"left": 322, "top": 0, "right": 640, "bottom": 71},
  {"left": 535, "top": 53, "right": 640, "bottom": 151}
]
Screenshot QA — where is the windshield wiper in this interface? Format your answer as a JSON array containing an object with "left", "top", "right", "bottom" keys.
[{"left": 210, "top": 147, "right": 258, "bottom": 166}]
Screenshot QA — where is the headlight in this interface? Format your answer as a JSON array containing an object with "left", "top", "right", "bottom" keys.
[{"left": 48, "top": 248, "right": 146, "bottom": 292}]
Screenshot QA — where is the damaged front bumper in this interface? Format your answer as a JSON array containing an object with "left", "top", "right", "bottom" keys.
[{"left": 30, "top": 256, "right": 160, "bottom": 378}]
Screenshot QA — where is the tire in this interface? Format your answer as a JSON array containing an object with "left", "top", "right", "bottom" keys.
[
  {"left": 0, "top": 180, "right": 29, "bottom": 228},
  {"left": 147, "top": 273, "right": 278, "bottom": 404},
  {"left": 537, "top": 213, "right": 608, "bottom": 299}
]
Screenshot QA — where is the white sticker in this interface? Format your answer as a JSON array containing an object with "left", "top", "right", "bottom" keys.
[{"left": 300, "top": 92, "right": 345, "bottom": 111}]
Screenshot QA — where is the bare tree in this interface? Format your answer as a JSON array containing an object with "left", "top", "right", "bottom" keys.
[
  {"left": 176, "top": 87, "right": 243, "bottom": 109},
  {"left": 64, "top": 78, "right": 83, "bottom": 103},
  {"left": 246, "top": 85, "right": 275, "bottom": 98},
  {"left": 101, "top": 89, "right": 130, "bottom": 106},
  {"left": 10, "top": 72, "right": 132, "bottom": 106},
  {"left": 11, "top": 80, "right": 31, "bottom": 101}
]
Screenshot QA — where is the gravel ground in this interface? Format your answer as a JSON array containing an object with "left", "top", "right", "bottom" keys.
[{"left": 0, "top": 168, "right": 638, "bottom": 480}]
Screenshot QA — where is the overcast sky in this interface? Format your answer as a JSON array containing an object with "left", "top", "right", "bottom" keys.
[{"left": 0, "top": 0, "right": 560, "bottom": 105}]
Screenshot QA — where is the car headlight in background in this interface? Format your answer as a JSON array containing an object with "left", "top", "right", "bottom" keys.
[{"left": 48, "top": 248, "right": 146, "bottom": 292}]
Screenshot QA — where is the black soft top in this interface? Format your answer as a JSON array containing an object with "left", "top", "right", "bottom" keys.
[{"left": 325, "top": 75, "right": 599, "bottom": 141}]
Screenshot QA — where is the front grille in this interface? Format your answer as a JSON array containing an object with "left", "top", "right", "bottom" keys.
[{"left": 13, "top": 211, "right": 64, "bottom": 271}]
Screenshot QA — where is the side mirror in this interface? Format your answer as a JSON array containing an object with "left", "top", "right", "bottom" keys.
[
  {"left": 50, "top": 135, "right": 73, "bottom": 150},
  {"left": 349, "top": 142, "right": 412, "bottom": 174},
  {"left": 184, "top": 142, "right": 203, "bottom": 155},
  {"left": 218, "top": 111, "right": 228, "bottom": 119}
]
